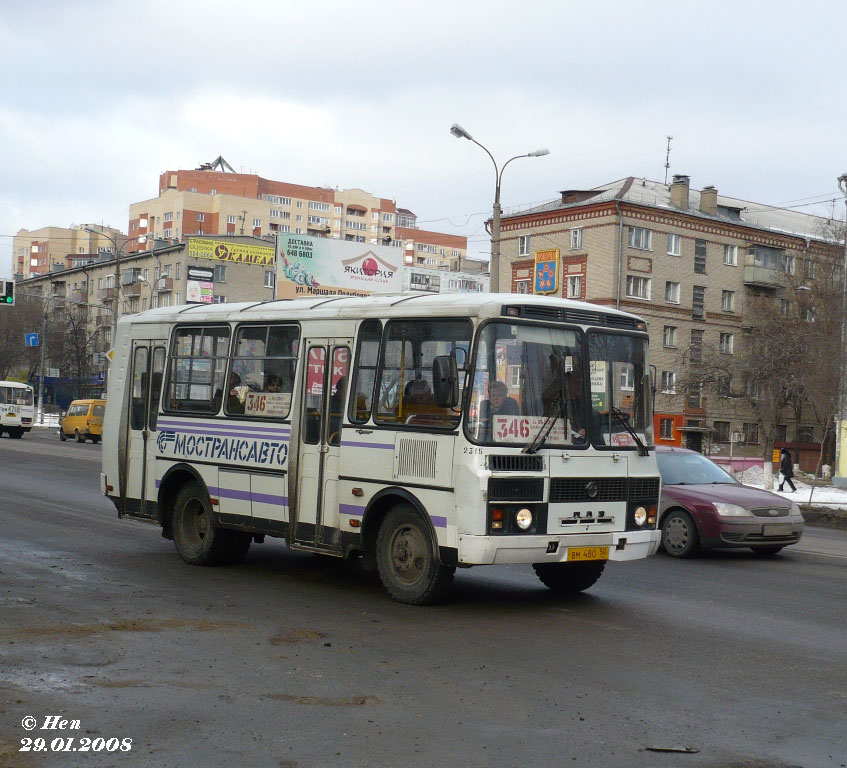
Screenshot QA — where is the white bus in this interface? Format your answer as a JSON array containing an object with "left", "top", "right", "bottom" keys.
[
  {"left": 101, "top": 294, "right": 660, "bottom": 604},
  {"left": 0, "top": 381, "right": 35, "bottom": 439}
]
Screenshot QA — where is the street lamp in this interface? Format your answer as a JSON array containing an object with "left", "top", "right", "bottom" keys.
[
  {"left": 35, "top": 293, "right": 59, "bottom": 424},
  {"left": 84, "top": 226, "right": 127, "bottom": 351},
  {"left": 834, "top": 174, "right": 847, "bottom": 486},
  {"left": 450, "top": 123, "right": 549, "bottom": 293}
]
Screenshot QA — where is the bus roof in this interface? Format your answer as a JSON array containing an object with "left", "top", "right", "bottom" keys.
[
  {"left": 118, "top": 293, "right": 647, "bottom": 330},
  {"left": 0, "top": 381, "right": 32, "bottom": 388}
]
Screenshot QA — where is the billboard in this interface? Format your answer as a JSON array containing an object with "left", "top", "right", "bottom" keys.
[
  {"left": 187, "top": 238, "right": 275, "bottom": 266},
  {"left": 186, "top": 266, "right": 215, "bottom": 304},
  {"left": 276, "top": 234, "right": 401, "bottom": 299}
]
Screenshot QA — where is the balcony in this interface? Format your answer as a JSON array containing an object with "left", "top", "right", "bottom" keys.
[
  {"left": 123, "top": 282, "right": 143, "bottom": 296},
  {"left": 95, "top": 314, "right": 110, "bottom": 327},
  {"left": 744, "top": 264, "right": 785, "bottom": 289},
  {"left": 70, "top": 290, "right": 86, "bottom": 303},
  {"left": 97, "top": 287, "right": 117, "bottom": 301},
  {"left": 155, "top": 277, "right": 173, "bottom": 292}
]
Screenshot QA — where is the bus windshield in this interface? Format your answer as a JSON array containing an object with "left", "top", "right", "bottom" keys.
[
  {"left": 466, "top": 322, "right": 586, "bottom": 447},
  {"left": 586, "top": 331, "right": 653, "bottom": 448}
]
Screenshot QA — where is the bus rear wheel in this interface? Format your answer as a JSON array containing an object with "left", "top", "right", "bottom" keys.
[
  {"left": 8, "top": 428, "right": 23, "bottom": 439},
  {"left": 376, "top": 505, "right": 454, "bottom": 605},
  {"left": 172, "top": 481, "right": 251, "bottom": 566},
  {"left": 532, "top": 560, "right": 606, "bottom": 594}
]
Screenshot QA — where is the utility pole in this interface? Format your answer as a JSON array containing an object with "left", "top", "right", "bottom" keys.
[{"left": 834, "top": 174, "right": 847, "bottom": 486}]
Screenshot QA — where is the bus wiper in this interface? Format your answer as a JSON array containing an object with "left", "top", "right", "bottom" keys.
[
  {"left": 522, "top": 393, "right": 566, "bottom": 455},
  {"left": 610, "top": 406, "right": 649, "bottom": 456}
]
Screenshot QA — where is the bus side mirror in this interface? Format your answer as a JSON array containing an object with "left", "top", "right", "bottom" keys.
[{"left": 432, "top": 355, "right": 459, "bottom": 408}]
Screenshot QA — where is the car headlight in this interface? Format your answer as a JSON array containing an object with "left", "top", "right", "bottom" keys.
[
  {"left": 713, "top": 502, "right": 751, "bottom": 517},
  {"left": 790, "top": 501, "right": 803, "bottom": 517},
  {"left": 633, "top": 506, "right": 648, "bottom": 526},
  {"left": 515, "top": 508, "right": 533, "bottom": 530}
]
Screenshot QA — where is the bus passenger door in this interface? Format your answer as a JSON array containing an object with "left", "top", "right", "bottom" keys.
[
  {"left": 293, "top": 340, "right": 350, "bottom": 552},
  {"left": 124, "top": 341, "right": 166, "bottom": 519}
]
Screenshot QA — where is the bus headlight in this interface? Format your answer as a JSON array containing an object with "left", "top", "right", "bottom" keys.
[
  {"left": 633, "top": 506, "right": 648, "bottom": 526},
  {"left": 515, "top": 508, "right": 533, "bottom": 530}
]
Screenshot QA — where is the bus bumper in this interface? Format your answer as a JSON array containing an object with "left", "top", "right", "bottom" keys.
[{"left": 456, "top": 529, "right": 659, "bottom": 565}]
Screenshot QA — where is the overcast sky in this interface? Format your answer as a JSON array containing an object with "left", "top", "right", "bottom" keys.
[{"left": 2, "top": 0, "right": 846, "bottom": 277}]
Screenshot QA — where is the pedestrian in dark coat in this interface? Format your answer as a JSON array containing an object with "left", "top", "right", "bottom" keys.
[{"left": 779, "top": 448, "right": 796, "bottom": 492}]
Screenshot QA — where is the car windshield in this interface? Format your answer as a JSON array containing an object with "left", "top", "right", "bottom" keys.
[
  {"left": 466, "top": 322, "right": 585, "bottom": 447},
  {"left": 656, "top": 451, "right": 737, "bottom": 485},
  {"left": 586, "top": 331, "right": 653, "bottom": 448}
]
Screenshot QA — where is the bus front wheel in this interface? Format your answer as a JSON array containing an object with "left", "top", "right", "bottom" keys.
[
  {"left": 172, "top": 481, "right": 251, "bottom": 566},
  {"left": 533, "top": 560, "right": 606, "bottom": 594},
  {"left": 376, "top": 505, "right": 454, "bottom": 605}
]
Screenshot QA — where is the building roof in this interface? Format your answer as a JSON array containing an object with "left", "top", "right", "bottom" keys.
[{"left": 507, "top": 176, "right": 839, "bottom": 243}]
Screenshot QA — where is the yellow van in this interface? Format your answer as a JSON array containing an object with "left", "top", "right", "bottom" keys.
[{"left": 59, "top": 399, "right": 106, "bottom": 443}]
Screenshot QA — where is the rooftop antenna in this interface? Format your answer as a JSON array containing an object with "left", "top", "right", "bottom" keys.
[{"left": 664, "top": 136, "right": 673, "bottom": 185}]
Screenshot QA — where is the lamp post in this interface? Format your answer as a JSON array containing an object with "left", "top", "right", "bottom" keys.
[
  {"left": 834, "top": 174, "right": 847, "bottom": 486},
  {"left": 84, "top": 226, "right": 127, "bottom": 351},
  {"left": 450, "top": 124, "right": 549, "bottom": 293},
  {"left": 35, "top": 293, "right": 58, "bottom": 424}
]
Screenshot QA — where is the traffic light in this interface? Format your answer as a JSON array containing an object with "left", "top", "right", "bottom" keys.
[{"left": 0, "top": 279, "right": 14, "bottom": 305}]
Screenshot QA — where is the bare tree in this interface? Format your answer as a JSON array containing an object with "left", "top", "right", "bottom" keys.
[{"left": 0, "top": 295, "right": 43, "bottom": 381}]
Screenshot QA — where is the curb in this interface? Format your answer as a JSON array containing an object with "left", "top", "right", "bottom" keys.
[{"left": 798, "top": 506, "right": 847, "bottom": 531}]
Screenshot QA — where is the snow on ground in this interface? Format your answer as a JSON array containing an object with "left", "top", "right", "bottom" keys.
[{"left": 730, "top": 464, "right": 847, "bottom": 508}]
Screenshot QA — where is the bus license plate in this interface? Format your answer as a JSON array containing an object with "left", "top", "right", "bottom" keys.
[{"left": 567, "top": 546, "right": 609, "bottom": 562}]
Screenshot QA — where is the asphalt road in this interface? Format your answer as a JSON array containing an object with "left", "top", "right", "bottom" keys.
[{"left": 1, "top": 429, "right": 845, "bottom": 768}]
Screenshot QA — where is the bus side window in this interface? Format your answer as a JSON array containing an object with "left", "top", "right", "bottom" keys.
[{"left": 349, "top": 319, "right": 382, "bottom": 424}]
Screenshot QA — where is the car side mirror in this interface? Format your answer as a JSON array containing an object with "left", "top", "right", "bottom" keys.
[{"left": 432, "top": 355, "right": 459, "bottom": 408}]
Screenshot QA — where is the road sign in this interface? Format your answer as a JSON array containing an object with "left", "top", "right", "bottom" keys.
[
  {"left": 47, "top": 368, "right": 60, "bottom": 378},
  {"left": 25, "top": 333, "right": 39, "bottom": 347}
]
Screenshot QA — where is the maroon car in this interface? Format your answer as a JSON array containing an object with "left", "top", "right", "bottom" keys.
[{"left": 655, "top": 446, "right": 804, "bottom": 557}]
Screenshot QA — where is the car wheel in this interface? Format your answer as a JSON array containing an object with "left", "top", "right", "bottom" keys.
[
  {"left": 59, "top": 428, "right": 67, "bottom": 441},
  {"left": 661, "top": 509, "right": 700, "bottom": 558},
  {"left": 376, "top": 505, "right": 454, "bottom": 605},
  {"left": 75, "top": 429, "right": 86, "bottom": 443},
  {"left": 752, "top": 546, "right": 783, "bottom": 556},
  {"left": 532, "top": 560, "right": 606, "bottom": 594},
  {"left": 91, "top": 436, "right": 101, "bottom": 444},
  {"left": 9, "top": 428, "right": 23, "bottom": 439},
  {"left": 172, "top": 481, "right": 250, "bottom": 566}
]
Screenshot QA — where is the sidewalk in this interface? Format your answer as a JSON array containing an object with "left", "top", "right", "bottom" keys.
[{"left": 732, "top": 464, "right": 847, "bottom": 530}]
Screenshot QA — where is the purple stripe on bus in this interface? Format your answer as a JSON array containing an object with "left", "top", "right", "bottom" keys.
[
  {"left": 339, "top": 441, "right": 395, "bottom": 450},
  {"left": 430, "top": 515, "right": 447, "bottom": 528},
  {"left": 251, "top": 492, "right": 288, "bottom": 506},
  {"left": 339, "top": 504, "right": 366, "bottom": 517},
  {"left": 157, "top": 419, "right": 291, "bottom": 435},
  {"left": 207, "top": 486, "right": 287, "bottom": 506},
  {"left": 158, "top": 427, "right": 290, "bottom": 440}
]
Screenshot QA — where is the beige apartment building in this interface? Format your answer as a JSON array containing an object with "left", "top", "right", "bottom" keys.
[
  {"left": 126, "top": 164, "right": 467, "bottom": 271},
  {"left": 499, "top": 175, "right": 842, "bottom": 458},
  {"left": 13, "top": 224, "right": 127, "bottom": 279}
]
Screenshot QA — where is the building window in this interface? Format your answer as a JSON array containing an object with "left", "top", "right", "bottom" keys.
[
  {"left": 717, "top": 376, "right": 732, "bottom": 397},
  {"left": 713, "top": 421, "right": 730, "bottom": 443},
  {"left": 721, "top": 290, "right": 735, "bottom": 312},
  {"left": 383, "top": 213, "right": 393, "bottom": 223},
  {"left": 690, "top": 329, "right": 704, "bottom": 363},
  {"left": 660, "top": 418, "right": 674, "bottom": 440},
  {"left": 567, "top": 275, "right": 582, "bottom": 298},
  {"left": 308, "top": 202, "right": 331, "bottom": 212},
  {"left": 776, "top": 424, "right": 787, "bottom": 443},
  {"left": 518, "top": 235, "right": 531, "bottom": 256},
  {"left": 692, "top": 285, "right": 706, "bottom": 319},
  {"left": 724, "top": 245, "right": 738, "bottom": 266},
  {"left": 720, "top": 333, "right": 734, "bottom": 354},
  {"left": 570, "top": 228, "right": 583, "bottom": 250},
  {"left": 665, "top": 281, "right": 680, "bottom": 303},
  {"left": 628, "top": 226, "right": 652, "bottom": 250},
  {"left": 212, "top": 295, "right": 225, "bottom": 304},
  {"left": 515, "top": 280, "right": 530, "bottom": 294},
  {"left": 626, "top": 275, "right": 651, "bottom": 300},
  {"left": 784, "top": 253, "right": 796, "bottom": 275},
  {"left": 687, "top": 382, "right": 702, "bottom": 409},
  {"left": 667, "top": 233, "right": 681, "bottom": 256},
  {"left": 214, "top": 264, "right": 227, "bottom": 282},
  {"left": 694, "top": 239, "right": 707, "bottom": 274},
  {"left": 264, "top": 270, "right": 275, "bottom": 288},
  {"left": 175, "top": 263, "right": 181, "bottom": 280},
  {"left": 797, "top": 425, "right": 814, "bottom": 443},
  {"left": 743, "top": 422, "right": 759, "bottom": 444},
  {"left": 805, "top": 259, "right": 817, "bottom": 280},
  {"left": 253, "top": 218, "right": 262, "bottom": 228},
  {"left": 661, "top": 370, "right": 676, "bottom": 393},
  {"left": 197, "top": 213, "right": 205, "bottom": 223},
  {"left": 663, "top": 325, "right": 677, "bottom": 348}
]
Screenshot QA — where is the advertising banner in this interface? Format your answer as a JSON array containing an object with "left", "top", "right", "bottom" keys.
[
  {"left": 276, "top": 234, "right": 401, "bottom": 299},
  {"left": 186, "top": 266, "right": 215, "bottom": 304},
  {"left": 187, "top": 238, "right": 275, "bottom": 266}
]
